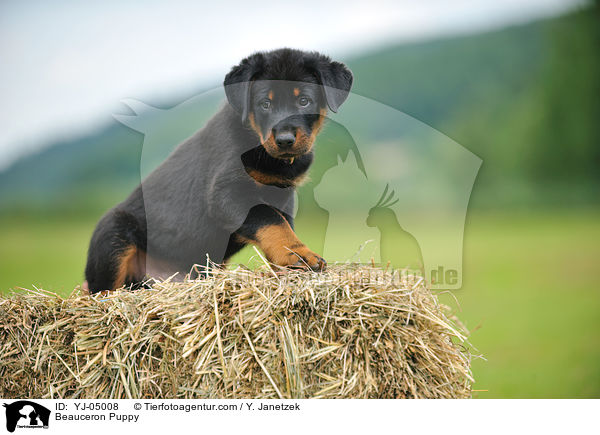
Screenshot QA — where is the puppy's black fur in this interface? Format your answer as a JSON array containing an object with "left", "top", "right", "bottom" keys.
[{"left": 85, "top": 48, "right": 353, "bottom": 292}]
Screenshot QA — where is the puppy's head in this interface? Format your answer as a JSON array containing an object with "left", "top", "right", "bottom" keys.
[{"left": 224, "top": 48, "right": 353, "bottom": 160}]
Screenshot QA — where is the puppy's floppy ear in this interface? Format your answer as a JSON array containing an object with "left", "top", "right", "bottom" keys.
[
  {"left": 316, "top": 60, "right": 353, "bottom": 113},
  {"left": 224, "top": 53, "right": 265, "bottom": 124}
]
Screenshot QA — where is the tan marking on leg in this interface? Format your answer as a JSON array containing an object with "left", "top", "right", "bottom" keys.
[
  {"left": 255, "top": 219, "right": 325, "bottom": 270},
  {"left": 235, "top": 233, "right": 253, "bottom": 245},
  {"left": 113, "top": 245, "right": 145, "bottom": 289}
]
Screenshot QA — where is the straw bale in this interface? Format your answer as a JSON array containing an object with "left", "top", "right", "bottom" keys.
[{"left": 0, "top": 265, "right": 473, "bottom": 398}]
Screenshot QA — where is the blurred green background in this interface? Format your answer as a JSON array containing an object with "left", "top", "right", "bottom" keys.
[{"left": 1, "top": 4, "right": 598, "bottom": 398}]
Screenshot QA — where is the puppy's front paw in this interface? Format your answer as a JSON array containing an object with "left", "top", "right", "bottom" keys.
[
  {"left": 284, "top": 245, "right": 327, "bottom": 271},
  {"left": 257, "top": 224, "right": 327, "bottom": 272}
]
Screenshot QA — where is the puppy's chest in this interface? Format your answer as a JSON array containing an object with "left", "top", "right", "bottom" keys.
[
  {"left": 240, "top": 154, "right": 310, "bottom": 189},
  {"left": 243, "top": 164, "right": 308, "bottom": 188}
]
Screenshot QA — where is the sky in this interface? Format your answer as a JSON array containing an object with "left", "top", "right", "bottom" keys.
[{"left": 0, "top": 0, "right": 585, "bottom": 169}]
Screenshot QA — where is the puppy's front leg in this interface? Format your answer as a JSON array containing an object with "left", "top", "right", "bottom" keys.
[{"left": 235, "top": 204, "right": 326, "bottom": 271}]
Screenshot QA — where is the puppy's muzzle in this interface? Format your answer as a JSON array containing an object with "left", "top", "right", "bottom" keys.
[{"left": 273, "top": 127, "right": 296, "bottom": 150}]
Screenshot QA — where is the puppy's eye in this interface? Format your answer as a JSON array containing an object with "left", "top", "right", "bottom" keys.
[
  {"left": 298, "top": 96, "right": 311, "bottom": 107},
  {"left": 260, "top": 100, "right": 271, "bottom": 110}
]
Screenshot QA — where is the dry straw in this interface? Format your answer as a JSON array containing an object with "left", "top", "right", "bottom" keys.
[{"left": 0, "top": 264, "right": 473, "bottom": 398}]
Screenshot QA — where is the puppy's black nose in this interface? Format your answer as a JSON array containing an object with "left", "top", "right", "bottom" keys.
[{"left": 275, "top": 131, "right": 296, "bottom": 149}]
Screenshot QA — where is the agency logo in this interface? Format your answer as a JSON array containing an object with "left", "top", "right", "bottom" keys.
[
  {"left": 117, "top": 83, "right": 481, "bottom": 290},
  {"left": 2, "top": 401, "right": 50, "bottom": 433}
]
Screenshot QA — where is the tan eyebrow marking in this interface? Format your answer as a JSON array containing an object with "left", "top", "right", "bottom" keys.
[
  {"left": 293, "top": 88, "right": 300, "bottom": 96},
  {"left": 268, "top": 90, "right": 274, "bottom": 100}
]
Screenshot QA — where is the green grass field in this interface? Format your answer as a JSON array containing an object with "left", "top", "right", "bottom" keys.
[{"left": 1, "top": 209, "right": 598, "bottom": 398}]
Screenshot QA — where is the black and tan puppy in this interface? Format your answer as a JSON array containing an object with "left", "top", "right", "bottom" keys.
[{"left": 84, "top": 48, "right": 353, "bottom": 293}]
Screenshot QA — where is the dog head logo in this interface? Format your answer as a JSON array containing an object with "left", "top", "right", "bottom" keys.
[{"left": 3, "top": 401, "right": 50, "bottom": 432}]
